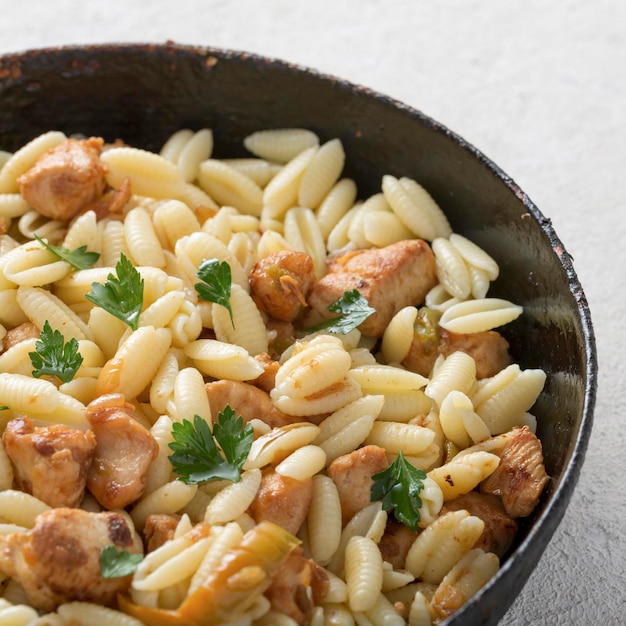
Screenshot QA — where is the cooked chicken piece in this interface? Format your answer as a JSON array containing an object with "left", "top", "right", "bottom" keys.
[
  {"left": 18, "top": 137, "right": 107, "bottom": 221},
  {"left": 266, "top": 318, "right": 297, "bottom": 360},
  {"left": 440, "top": 328, "right": 511, "bottom": 379},
  {"left": 250, "top": 250, "right": 316, "bottom": 322},
  {"left": 0, "top": 321, "right": 39, "bottom": 353},
  {"left": 442, "top": 492, "right": 518, "bottom": 557},
  {"left": 143, "top": 513, "right": 180, "bottom": 552},
  {"left": 481, "top": 427, "right": 549, "bottom": 518},
  {"left": 86, "top": 394, "right": 159, "bottom": 510},
  {"left": 0, "top": 216, "right": 6, "bottom": 235},
  {"left": 265, "top": 546, "right": 329, "bottom": 625},
  {"left": 79, "top": 176, "right": 131, "bottom": 220},
  {"left": 249, "top": 469, "right": 313, "bottom": 536},
  {"left": 327, "top": 445, "right": 390, "bottom": 525},
  {"left": 251, "top": 352, "right": 281, "bottom": 393},
  {"left": 205, "top": 379, "right": 304, "bottom": 429},
  {"left": 2, "top": 416, "right": 96, "bottom": 508},
  {"left": 378, "top": 518, "right": 419, "bottom": 569},
  {"left": 0, "top": 507, "right": 140, "bottom": 611},
  {"left": 305, "top": 239, "right": 437, "bottom": 337}
]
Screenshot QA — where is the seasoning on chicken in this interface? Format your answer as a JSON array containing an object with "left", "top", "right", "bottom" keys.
[
  {"left": 250, "top": 250, "right": 316, "bottom": 322},
  {"left": 378, "top": 518, "right": 419, "bottom": 570},
  {"left": 249, "top": 469, "right": 313, "bottom": 536},
  {"left": 305, "top": 239, "right": 437, "bottom": 337},
  {"left": 0, "top": 507, "right": 141, "bottom": 611},
  {"left": 18, "top": 137, "right": 108, "bottom": 221},
  {"left": 86, "top": 394, "right": 159, "bottom": 510},
  {"left": 481, "top": 427, "right": 549, "bottom": 518},
  {"left": 264, "top": 546, "right": 329, "bottom": 625},
  {"left": 327, "top": 444, "right": 390, "bottom": 525},
  {"left": 205, "top": 379, "right": 305, "bottom": 429},
  {"left": 2, "top": 416, "right": 96, "bottom": 508},
  {"left": 0, "top": 321, "right": 39, "bottom": 353},
  {"left": 250, "top": 352, "right": 281, "bottom": 393},
  {"left": 79, "top": 176, "right": 131, "bottom": 220},
  {"left": 442, "top": 492, "right": 518, "bottom": 557},
  {"left": 143, "top": 513, "right": 181, "bottom": 552},
  {"left": 440, "top": 328, "right": 511, "bottom": 379}
]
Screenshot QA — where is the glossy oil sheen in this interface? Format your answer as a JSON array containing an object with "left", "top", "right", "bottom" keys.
[{"left": 0, "top": 43, "right": 597, "bottom": 625}]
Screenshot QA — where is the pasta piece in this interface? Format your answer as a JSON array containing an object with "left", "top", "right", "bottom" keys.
[
  {"left": 449, "top": 233, "right": 499, "bottom": 280},
  {"left": 425, "top": 283, "right": 460, "bottom": 313},
  {"left": 177, "top": 128, "right": 214, "bottom": 182},
  {"left": 123, "top": 206, "right": 166, "bottom": 268},
  {"left": 130, "top": 480, "right": 198, "bottom": 530},
  {"left": 96, "top": 326, "right": 172, "bottom": 399},
  {"left": 363, "top": 592, "right": 406, "bottom": 626},
  {"left": 0, "top": 439, "right": 15, "bottom": 491},
  {"left": 398, "top": 177, "right": 452, "bottom": 239},
  {"left": 0, "top": 603, "right": 40, "bottom": 624},
  {"left": 318, "top": 413, "right": 376, "bottom": 465},
  {"left": 197, "top": 159, "right": 264, "bottom": 216},
  {"left": 326, "top": 203, "right": 361, "bottom": 252},
  {"left": 0, "top": 490, "right": 50, "bottom": 527},
  {"left": 63, "top": 210, "right": 101, "bottom": 253},
  {"left": 204, "top": 468, "right": 262, "bottom": 525},
  {"left": 56, "top": 602, "right": 145, "bottom": 626},
  {"left": 184, "top": 338, "right": 264, "bottom": 381},
  {"left": 298, "top": 138, "right": 345, "bottom": 209},
  {"left": 362, "top": 209, "right": 414, "bottom": 248},
  {"left": 381, "top": 306, "right": 418, "bottom": 364},
  {"left": 160, "top": 128, "right": 194, "bottom": 162},
  {"left": 283, "top": 206, "right": 327, "bottom": 278},
  {"left": 438, "top": 298, "right": 523, "bottom": 334},
  {"left": 315, "top": 178, "right": 358, "bottom": 240},
  {"left": 100, "top": 147, "right": 186, "bottom": 198},
  {"left": 344, "top": 536, "right": 383, "bottom": 612},
  {"left": 0, "top": 130, "right": 67, "bottom": 193},
  {"left": 307, "top": 475, "right": 342, "bottom": 566},
  {"left": 2, "top": 241, "right": 71, "bottom": 286},
  {"left": 424, "top": 351, "right": 476, "bottom": 409},
  {"left": 99, "top": 219, "right": 130, "bottom": 267},
  {"left": 439, "top": 390, "right": 490, "bottom": 448},
  {"left": 0, "top": 289, "right": 28, "bottom": 328},
  {"left": 349, "top": 364, "right": 429, "bottom": 393},
  {"left": 244, "top": 128, "right": 319, "bottom": 163},
  {"left": 364, "top": 422, "right": 436, "bottom": 456},
  {"left": 0, "top": 194, "right": 30, "bottom": 219},
  {"left": 0, "top": 337, "right": 38, "bottom": 376},
  {"left": 431, "top": 237, "right": 471, "bottom": 301},
  {"left": 139, "top": 290, "right": 185, "bottom": 330},
  {"left": 314, "top": 395, "right": 385, "bottom": 444},
  {"left": 221, "top": 158, "right": 276, "bottom": 187},
  {"left": 404, "top": 510, "right": 485, "bottom": 584},
  {"left": 275, "top": 444, "right": 327, "bottom": 480},
  {"left": 262, "top": 146, "right": 317, "bottom": 219},
  {"left": 427, "top": 451, "right": 500, "bottom": 500},
  {"left": 172, "top": 366, "right": 212, "bottom": 423},
  {"left": 245, "top": 423, "right": 321, "bottom": 470}
]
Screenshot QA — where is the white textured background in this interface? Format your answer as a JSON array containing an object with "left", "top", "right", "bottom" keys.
[{"left": 1, "top": 1, "right": 624, "bottom": 623}]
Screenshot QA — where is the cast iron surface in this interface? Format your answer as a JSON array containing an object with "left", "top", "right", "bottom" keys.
[{"left": 0, "top": 43, "right": 597, "bottom": 624}]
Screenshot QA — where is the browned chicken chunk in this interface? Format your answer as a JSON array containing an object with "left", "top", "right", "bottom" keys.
[
  {"left": 205, "top": 379, "right": 304, "bottom": 429},
  {"left": 0, "top": 322, "right": 39, "bottom": 353},
  {"left": 86, "top": 394, "right": 159, "bottom": 510},
  {"left": 2, "top": 416, "right": 96, "bottom": 508},
  {"left": 250, "top": 250, "right": 316, "bottom": 322},
  {"left": 251, "top": 352, "right": 281, "bottom": 393},
  {"left": 143, "top": 513, "right": 180, "bottom": 552},
  {"left": 442, "top": 492, "right": 518, "bottom": 557},
  {"left": 0, "top": 508, "right": 141, "bottom": 611},
  {"left": 440, "top": 328, "right": 511, "bottom": 379},
  {"left": 305, "top": 239, "right": 437, "bottom": 337},
  {"left": 79, "top": 176, "right": 131, "bottom": 220},
  {"left": 249, "top": 469, "right": 313, "bottom": 536},
  {"left": 265, "top": 546, "right": 329, "bottom": 625},
  {"left": 18, "top": 137, "right": 107, "bottom": 221},
  {"left": 481, "top": 427, "right": 549, "bottom": 518},
  {"left": 327, "top": 444, "right": 390, "bottom": 525},
  {"left": 378, "top": 518, "right": 419, "bottom": 569}
]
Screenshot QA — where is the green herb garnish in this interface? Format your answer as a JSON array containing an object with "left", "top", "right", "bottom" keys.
[
  {"left": 29, "top": 321, "right": 83, "bottom": 384},
  {"left": 85, "top": 253, "right": 144, "bottom": 330},
  {"left": 195, "top": 258, "right": 234, "bottom": 325},
  {"left": 306, "top": 289, "right": 376, "bottom": 335},
  {"left": 371, "top": 450, "right": 426, "bottom": 531},
  {"left": 0, "top": 406, "right": 8, "bottom": 411},
  {"left": 34, "top": 234, "right": 100, "bottom": 270},
  {"left": 168, "top": 407, "right": 254, "bottom": 484},
  {"left": 99, "top": 545, "right": 144, "bottom": 578}
]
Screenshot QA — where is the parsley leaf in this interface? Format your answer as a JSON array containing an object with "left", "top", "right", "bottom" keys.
[
  {"left": 306, "top": 289, "right": 376, "bottom": 335},
  {"left": 100, "top": 545, "right": 144, "bottom": 578},
  {"left": 168, "top": 407, "right": 254, "bottom": 484},
  {"left": 29, "top": 321, "right": 83, "bottom": 384},
  {"left": 0, "top": 406, "right": 8, "bottom": 411},
  {"left": 34, "top": 234, "right": 100, "bottom": 270},
  {"left": 85, "top": 253, "right": 144, "bottom": 330},
  {"left": 195, "top": 258, "right": 234, "bottom": 325},
  {"left": 371, "top": 450, "right": 426, "bottom": 531}
]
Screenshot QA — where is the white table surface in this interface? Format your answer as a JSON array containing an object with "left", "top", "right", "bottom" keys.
[{"left": 0, "top": 1, "right": 623, "bottom": 623}]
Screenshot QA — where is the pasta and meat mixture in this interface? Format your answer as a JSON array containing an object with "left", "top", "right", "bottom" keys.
[{"left": 0, "top": 128, "right": 549, "bottom": 626}]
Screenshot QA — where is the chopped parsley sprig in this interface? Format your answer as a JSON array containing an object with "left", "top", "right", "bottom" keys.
[
  {"left": 306, "top": 289, "right": 376, "bottom": 335},
  {"left": 29, "top": 321, "right": 83, "bottom": 384},
  {"left": 99, "top": 545, "right": 144, "bottom": 578},
  {"left": 195, "top": 258, "right": 234, "bottom": 325},
  {"left": 34, "top": 234, "right": 100, "bottom": 270},
  {"left": 168, "top": 406, "right": 254, "bottom": 484},
  {"left": 371, "top": 450, "right": 427, "bottom": 531},
  {"left": 85, "top": 253, "right": 144, "bottom": 330}
]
